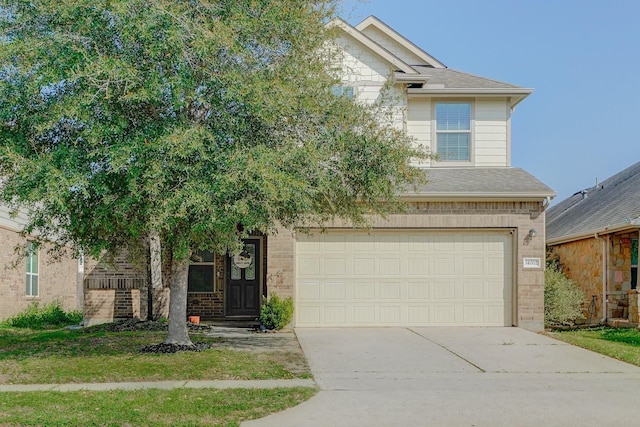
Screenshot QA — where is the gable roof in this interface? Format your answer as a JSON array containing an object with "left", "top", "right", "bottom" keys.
[
  {"left": 547, "top": 161, "right": 640, "bottom": 244},
  {"left": 354, "top": 16, "right": 446, "bottom": 68},
  {"left": 402, "top": 168, "right": 555, "bottom": 201},
  {"left": 328, "top": 18, "right": 418, "bottom": 74},
  {"left": 331, "top": 16, "right": 532, "bottom": 105}
]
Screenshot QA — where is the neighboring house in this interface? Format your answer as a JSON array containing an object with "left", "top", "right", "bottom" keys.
[
  {"left": 0, "top": 204, "right": 82, "bottom": 320},
  {"left": 546, "top": 161, "right": 640, "bottom": 324},
  {"left": 84, "top": 16, "right": 555, "bottom": 331}
]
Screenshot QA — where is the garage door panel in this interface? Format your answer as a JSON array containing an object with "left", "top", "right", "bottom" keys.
[
  {"left": 380, "top": 282, "right": 401, "bottom": 299},
  {"left": 408, "top": 306, "right": 430, "bottom": 323},
  {"left": 434, "top": 258, "right": 455, "bottom": 275},
  {"left": 408, "top": 281, "right": 430, "bottom": 300},
  {"left": 434, "top": 306, "right": 456, "bottom": 324},
  {"left": 380, "top": 306, "right": 401, "bottom": 323},
  {"left": 487, "top": 280, "right": 507, "bottom": 299},
  {"left": 487, "top": 257, "right": 506, "bottom": 276},
  {"left": 353, "top": 258, "right": 375, "bottom": 275},
  {"left": 354, "top": 306, "right": 376, "bottom": 323},
  {"left": 324, "top": 258, "right": 347, "bottom": 275},
  {"left": 295, "top": 230, "right": 512, "bottom": 327},
  {"left": 325, "top": 306, "right": 347, "bottom": 324},
  {"left": 379, "top": 258, "right": 401, "bottom": 275},
  {"left": 463, "top": 258, "right": 485, "bottom": 275},
  {"left": 298, "top": 258, "right": 320, "bottom": 276},
  {"left": 354, "top": 282, "right": 375, "bottom": 299},
  {"left": 434, "top": 281, "right": 455, "bottom": 299},
  {"left": 463, "top": 280, "right": 484, "bottom": 299},
  {"left": 408, "top": 258, "right": 429, "bottom": 275},
  {"left": 463, "top": 306, "right": 485, "bottom": 323},
  {"left": 298, "top": 281, "right": 321, "bottom": 300},
  {"left": 324, "top": 235, "right": 347, "bottom": 251},
  {"left": 298, "top": 306, "right": 321, "bottom": 324}
]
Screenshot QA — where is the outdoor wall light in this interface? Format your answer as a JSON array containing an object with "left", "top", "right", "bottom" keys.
[{"left": 528, "top": 229, "right": 537, "bottom": 238}]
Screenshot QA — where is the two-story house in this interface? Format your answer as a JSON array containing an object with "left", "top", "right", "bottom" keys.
[{"left": 83, "top": 16, "right": 554, "bottom": 331}]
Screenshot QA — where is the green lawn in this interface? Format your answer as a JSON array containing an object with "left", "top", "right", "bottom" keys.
[
  {"left": 0, "top": 326, "right": 316, "bottom": 426},
  {"left": 0, "top": 387, "right": 317, "bottom": 427},
  {"left": 0, "top": 327, "right": 309, "bottom": 384},
  {"left": 547, "top": 327, "right": 640, "bottom": 366}
]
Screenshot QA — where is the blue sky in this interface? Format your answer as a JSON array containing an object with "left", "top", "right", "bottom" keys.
[{"left": 339, "top": 0, "right": 639, "bottom": 204}]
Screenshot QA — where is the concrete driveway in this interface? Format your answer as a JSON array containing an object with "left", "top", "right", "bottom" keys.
[{"left": 243, "top": 327, "right": 640, "bottom": 427}]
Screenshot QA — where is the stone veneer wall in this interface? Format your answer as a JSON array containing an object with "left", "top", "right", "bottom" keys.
[
  {"left": 267, "top": 201, "right": 547, "bottom": 331},
  {"left": 0, "top": 226, "right": 80, "bottom": 320},
  {"left": 549, "top": 231, "right": 639, "bottom": 321},
  {"left": 629, "top": 291, "right": 639, "bottom": 323},
  {"left": 547, "top": 238, "right": 602, "bottom": 320}
]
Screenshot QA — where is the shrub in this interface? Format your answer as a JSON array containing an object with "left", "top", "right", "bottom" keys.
[
  {"left": 2, "top": 300, "right": 83, "bottom": 329},
  {"left": 544, "top": 266, "right": 585, "bottom": 326},
  {"left": 259, "top": 295, "right": 294, "bottom": 330}
]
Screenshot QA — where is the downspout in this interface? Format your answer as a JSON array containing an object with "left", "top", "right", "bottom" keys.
[{"left": 594, "top": 232, "right": 607, "bottom": 323}]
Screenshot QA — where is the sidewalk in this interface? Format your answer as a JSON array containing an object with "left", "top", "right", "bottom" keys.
[{"left": 0, "top": 379, "right": 316, "bottom": 393}]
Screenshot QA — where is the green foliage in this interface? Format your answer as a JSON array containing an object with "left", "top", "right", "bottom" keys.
[
  {"left": 0, "top": 1, "right": 430, "bottom": 342},
  {"left": 2, "top": 300, "right": 82, "bottom": 329},
  {"left": 544, "top": 267, "right": 585, "bottom": 326},
  {"left": 0, "top": 0, "right": 427, "bottom": 260},
  {"left": 260, "top": 295, "right": 294, "bottom": 330},
  {"left": 0, "top": 388, "right": 317, "bottom": 427},
  {"left": 550, "top": 327, "right": 640, "bottom": 367}
]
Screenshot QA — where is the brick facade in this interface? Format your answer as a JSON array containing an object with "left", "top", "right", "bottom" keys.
[
  {"left": 0, "top": 225, "right": 80, "bottom": 320},
  {"left": 83, "top": 253, "right": 149, "bottom": 326},
  {"left": 267, "top": 201, "right": 547, "bottom": 331},
  {"left": 80, "top": 202, "right": 548, "bottom": 330}
]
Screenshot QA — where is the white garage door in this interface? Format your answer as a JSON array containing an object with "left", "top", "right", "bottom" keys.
[{"left": 295, "top": 230, "right": 513, "bottom": 327}]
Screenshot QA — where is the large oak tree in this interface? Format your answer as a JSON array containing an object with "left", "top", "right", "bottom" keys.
[{"left": 0, "top": 0, "right": 426, "bottom": 345}]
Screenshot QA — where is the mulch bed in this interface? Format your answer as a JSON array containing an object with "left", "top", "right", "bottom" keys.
[
  {"left": 83, "top": 319, "right": 213, "bottom": 333},
  {"left": 139, "top": 342, "right": 211, "bottom": 353}
]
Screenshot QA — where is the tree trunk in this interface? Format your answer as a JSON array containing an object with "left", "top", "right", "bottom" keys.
[
  {"left": 165, "top": 256, "right": 193, "bottom": 346},
  {"left": 149, "top": 231, "right": 163, "bottom": 320}
]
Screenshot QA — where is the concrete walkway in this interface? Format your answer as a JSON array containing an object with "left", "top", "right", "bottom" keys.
[
  {"left": 0, "top": 379, "right": 315, "bottom": 393},
  {"left": 243, "top": 327, "right": 640, "bottom": 427}
]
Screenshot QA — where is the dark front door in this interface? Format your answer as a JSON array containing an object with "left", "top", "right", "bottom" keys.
[{"left": 226, "top": 238, "right": 261, "bottom": 317}]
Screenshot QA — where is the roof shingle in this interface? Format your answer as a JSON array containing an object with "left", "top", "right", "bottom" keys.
[{"left": 546, "top": 161, "right": 640, "bottom": 241}]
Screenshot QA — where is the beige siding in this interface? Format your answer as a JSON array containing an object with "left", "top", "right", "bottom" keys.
[
  {"left": 360, "top": 26, "right": 427, "bottom": 66},
  {"left": 406, "top": 98, "right": 432, "bottom": 166},
  {"left": 406, "top": 98, "right": 510, "bottom": 167},
  {"left": 474, "top": 99, "right": 509, "bottom": 166},
  {"left": 335, "top": 35, "right": 406, "bottom": 129},
  {"left": 0, "top": 205, "right": 28, "bottom": 230}
]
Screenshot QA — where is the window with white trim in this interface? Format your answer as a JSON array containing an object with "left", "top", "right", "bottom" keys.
[
  {"left": 435, "top": 101, "right": 471, "bottom": 161},
  {"left": 25, "top": 242, "right": 38, "bottom": 296},
  {"left": 188, "top": 250, "right": 216, "bottom": 293},
  {"left": 331, "top": 86, "right": 355, "bottom": 99}
]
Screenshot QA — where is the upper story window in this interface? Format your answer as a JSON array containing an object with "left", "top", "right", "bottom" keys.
[
  {"left": 188, "top": 250, "right": 215, "bottom": 293},
  {"left": 331, "top": 86, "right": 355, "bottom": 99},
  {"left": 25, "top": 242, "right": 38, "bottom": 296},
  {"left": 435, "top": 102, "right": 471, "bottom": 161}
]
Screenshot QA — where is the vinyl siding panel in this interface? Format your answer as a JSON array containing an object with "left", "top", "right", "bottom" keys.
[
  {"left": 360, "top": 27, "right": 427, "bottom": 66},
  {"left": 474, "top": 99, "right": 509, "bottom": 166},
  {"left": 407, "top": 98, "right": 432, "bottom": 166}
]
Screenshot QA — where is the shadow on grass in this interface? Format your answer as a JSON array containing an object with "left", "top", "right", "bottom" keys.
[
  {"left": 601, "top": 328, "right": 640, "bottom": 346},
  {"left": 0, "top": 327, "right": 219, "bottom": 360}
]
